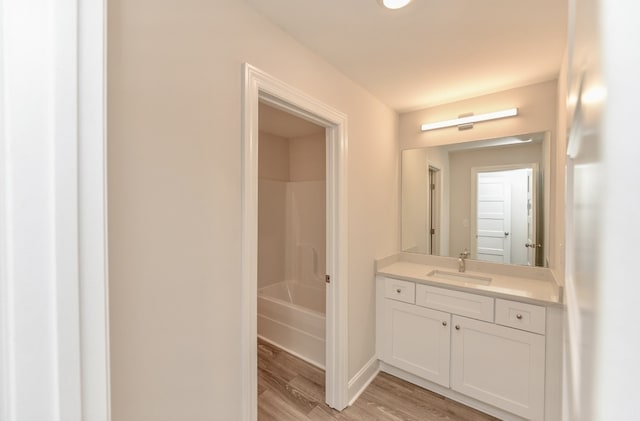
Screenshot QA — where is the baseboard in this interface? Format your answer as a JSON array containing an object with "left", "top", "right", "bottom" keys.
[{"left": 348, "top": 356, "right": 380, "bottom": 406}]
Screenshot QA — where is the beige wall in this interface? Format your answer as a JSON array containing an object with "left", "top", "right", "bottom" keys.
[
  {"left": 401, "top": 147, "right": 452, "bottom": 256},
  {"left": 400, "top": 80, "right": 558, "bottom": 149},
  {"left": 289, "top": 133, "right": 326, "bottom": 181},
  {"left": 107, "top": 1, "right": 398, "bottom": 420},
  {"left": 258, "top": 132, "right": 289, "bottom": 288},
  {"left": 258, "top": 132, "right": 290, "bottom": 181},
  {"left": 401, "top": 148, "right": 429, "bottom": 253},
  {"left": 258, "top": 179, "right": 287, "bottom": 288}
]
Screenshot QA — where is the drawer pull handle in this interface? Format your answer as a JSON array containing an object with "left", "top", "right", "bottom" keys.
[
  {"left": 442, "top": 321, "right": 447, "bottom": 327},
  {"left": 516, "top": 314, "right": 523, "bottom": 320},
  {"left": 455, "top": 325, "right": 460, "bottom": 330},
  {"left": 396, "top": 288, "right": 402, "bottom": 294}
]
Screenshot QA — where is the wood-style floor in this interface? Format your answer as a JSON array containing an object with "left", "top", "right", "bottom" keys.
[{"left": 258, "top": 339, "right": 500, "bottom": 421}]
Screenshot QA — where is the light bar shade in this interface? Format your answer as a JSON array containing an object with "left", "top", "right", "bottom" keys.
[{"left": 420, "top": 108, "right": 518, "bottom": 132}]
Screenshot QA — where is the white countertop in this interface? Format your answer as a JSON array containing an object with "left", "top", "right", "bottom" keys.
[{"left": 376, "top": 256, "right": 563, "bottom": 306}]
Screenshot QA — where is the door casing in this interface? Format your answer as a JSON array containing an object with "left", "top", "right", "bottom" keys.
[{"left": 241, "top": 64, "right": 349, "bottom": 421}]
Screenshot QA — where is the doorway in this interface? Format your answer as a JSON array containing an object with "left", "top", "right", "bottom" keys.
[
  {"left": 241, "top": 64, "right": 349, "bottom": 421},
  {"left": 428, "top": 166, "right": 441, "bottom": 255},
  {"left": 257, "top": 102, "right": 327, "bottom": 368},
  {"left": 470, "top": 164, "right": 538, "bottom": 266}
]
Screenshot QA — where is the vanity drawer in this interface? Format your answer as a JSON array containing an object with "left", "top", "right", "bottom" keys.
[
  {"left": 495, "top": 299, "right": 546, "bottom": 334},
  {"left": 384, "top": 278, "right": 415, "bottom": 304},
  {"left": 415, "top": 284, "right": 494, "bottom": 322}
]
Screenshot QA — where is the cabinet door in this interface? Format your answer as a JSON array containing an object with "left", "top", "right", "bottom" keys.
[
  {"left": 383, "top": 299, "right": 450, "bottom": 387},
  {"left": 451, "top": 315, "right": 545, "bottom": 420}
]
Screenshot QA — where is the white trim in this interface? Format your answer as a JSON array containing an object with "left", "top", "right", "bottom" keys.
[
  {"left": 0, "top": 1, "right": 10, "bottom": 419},
  {"left": 1, "top": 1, "right": 75, "bottom": 418},
  {"left": 54, "top": 0, "right": 83, "bottom": 418},
  {"left": 0, "top": 1, "right": 109, "bottom": 420},
  {"left": 78, "top": 0, "right": 111, "bottom": 420},
  {"left": 241, "top": 63, "right": 349, "bottom": 421},
  {"left": 347, "top": 356, "right": 380, "bottom": 405}
]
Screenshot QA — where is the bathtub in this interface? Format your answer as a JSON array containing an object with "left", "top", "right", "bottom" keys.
[{"left": 258, "top": 281, "right": 326, "bottom": 368}]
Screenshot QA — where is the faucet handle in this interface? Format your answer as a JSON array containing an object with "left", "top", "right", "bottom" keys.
[{"left": 460, "top": 248, "right": 470, "bottom": 258}]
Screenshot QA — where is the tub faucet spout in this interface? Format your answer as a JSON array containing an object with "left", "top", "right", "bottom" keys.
[{"left": 458, "top": 249, "right": 470, "bottom": 272}]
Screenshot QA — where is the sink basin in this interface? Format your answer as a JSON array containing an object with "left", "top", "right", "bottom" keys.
[{"left": 425, "top": 269, "right": 492, "bottom": 285}]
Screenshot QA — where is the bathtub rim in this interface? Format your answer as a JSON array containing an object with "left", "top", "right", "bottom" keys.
[{"left": 258, "top": 280, "right": 326, "bottom": 317}]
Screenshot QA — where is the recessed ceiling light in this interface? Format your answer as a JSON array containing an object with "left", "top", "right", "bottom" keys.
[{"left": 379, "top": 0, "right": 412, "bottom": 10}]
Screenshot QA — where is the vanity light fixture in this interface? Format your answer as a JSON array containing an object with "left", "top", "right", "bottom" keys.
[
  {"left": 420, "top": 108, "right": 519, "bottom": 132},
  {"left": 379, "top": 0, "right": 412, "bottom": 10}
]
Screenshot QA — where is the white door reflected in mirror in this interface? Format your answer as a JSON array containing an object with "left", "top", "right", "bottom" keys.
[
  {"left": 401, "top": 131, "right": 548, "bottom": 267},
  {"left": 471, "top": 166, "right": 536, "bottom": 266}
]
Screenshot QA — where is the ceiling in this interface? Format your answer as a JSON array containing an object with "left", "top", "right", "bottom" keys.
[
  {"left": 246, "top": 0, "right": 568, "bottom": 112},
  {"left": 259, "top": 102, "right": 325, "bottom": 138}
]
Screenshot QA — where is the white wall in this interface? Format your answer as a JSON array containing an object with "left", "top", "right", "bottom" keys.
[
  {"left": 552, "top": 48, "right": 568, "bottom": 282},
  {"left": 595, "top": 3, "right": 640, "bottom": 419},
  {"left": 563, "top": 1, "right": 640, "bottom": 420},
  {"left": 107, "top": 1, "right": 398, "bottom": 419}
]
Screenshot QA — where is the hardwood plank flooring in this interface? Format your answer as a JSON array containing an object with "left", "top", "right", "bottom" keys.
[{"left": 258, "top": 339, "right": 500, "bottom": 421}]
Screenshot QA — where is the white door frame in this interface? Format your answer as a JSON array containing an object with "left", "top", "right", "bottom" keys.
[
  {"left": 241, "top": 64, "right": 349, "bottom": 421},
  {"left": 428, "top": 164, "right": 442, "bottom": 256}
]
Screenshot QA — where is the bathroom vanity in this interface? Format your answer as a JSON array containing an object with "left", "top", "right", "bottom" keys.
[{"left": 375, "top": 253, "right": 563, "bottom": 421}]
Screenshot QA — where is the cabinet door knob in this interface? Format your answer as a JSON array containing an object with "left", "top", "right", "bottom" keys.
[
  {"left": 396, "top": 288, "right": 402, "bottom": 294},
  {"left": 455, "top": 325, "right": 460, "bottom": 330},
  {"left": 516, "top": 314, "right": 523, "bottom": 320},
  {"left": 442, "top": 321, "right": 447, "bottom": 327}
]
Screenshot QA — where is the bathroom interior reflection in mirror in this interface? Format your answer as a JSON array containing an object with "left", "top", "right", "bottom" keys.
[{"left": 401, "top": 132, "right": 549, "bottom": 267}]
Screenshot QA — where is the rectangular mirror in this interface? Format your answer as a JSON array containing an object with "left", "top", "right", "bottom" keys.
[{"left": 402, "top": 132, "right": 550, "bottom": 267}]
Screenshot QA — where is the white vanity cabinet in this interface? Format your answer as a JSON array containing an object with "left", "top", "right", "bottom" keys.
[
  {"left": 377, "top": 276, "right": 549, "bottom": 421},
  {"left": 383, "top": 299, "right": 451, "bottom": 387},
  {"left": 451, "top": 315, "right": 545, "bottom": 420}
]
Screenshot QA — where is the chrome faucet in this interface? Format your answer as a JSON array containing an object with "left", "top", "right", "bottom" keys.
[{"left": 458, "top": 249, "right": 470, "bottom": 272}]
